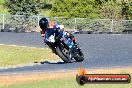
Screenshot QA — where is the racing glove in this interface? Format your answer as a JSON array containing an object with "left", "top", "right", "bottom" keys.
[{"left": 40, "top": 31, "right": 45, "bottom": 37}]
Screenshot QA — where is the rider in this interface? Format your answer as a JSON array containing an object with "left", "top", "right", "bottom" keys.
[
  {"left": 39, "top": 17, "right": 75, "bottom": 50},
  {"left": 39, "top": 18, "right": 61, "bottom": 42}
]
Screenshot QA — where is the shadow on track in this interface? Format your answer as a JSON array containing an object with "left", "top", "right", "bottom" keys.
[
  {"left": 34, "top": 61, "right": 65, "bottom": 64},
  {"left": 34, "top": 60, "right": 77, "bottom": 65}
]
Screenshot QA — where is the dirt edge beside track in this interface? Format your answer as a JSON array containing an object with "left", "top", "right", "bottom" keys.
[{"left": 0, "top": 67, "right": 132, "bottom": 86}]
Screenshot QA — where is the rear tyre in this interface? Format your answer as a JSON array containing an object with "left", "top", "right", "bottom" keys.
[{"left": 55, "top": 46, "right": 71, "bottom": 63}]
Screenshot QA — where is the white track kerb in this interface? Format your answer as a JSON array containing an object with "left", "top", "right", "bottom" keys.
[{"left": 0, "top": 44, "right": 44, "bottom": 49}]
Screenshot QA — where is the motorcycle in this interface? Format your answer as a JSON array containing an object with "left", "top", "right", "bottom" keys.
[{"left": 44, "top": 28, "right": 84, "bottom": 63}]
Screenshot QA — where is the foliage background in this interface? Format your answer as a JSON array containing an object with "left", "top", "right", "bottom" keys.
[{"left": 0, "top": 0, "right": 131, "bottom": 19}]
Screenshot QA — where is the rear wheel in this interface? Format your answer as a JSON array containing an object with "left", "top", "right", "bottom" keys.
[{"left": 55, "top": 45, "right": 71, "bottom": 63}]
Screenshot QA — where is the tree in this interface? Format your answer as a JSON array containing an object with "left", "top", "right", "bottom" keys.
[
  {"left": 3, "top": 0, "right": 44, "bottom": 32},
  {"left": 121, "top": 0, "right": 132, "bottom": 20},
  {"left": 4, "top": 0, "right": 41, "bottom": 16},
  {"left": 51, "top": 0, "right": 98, "bottom": 18},
  {"left": 98, "top": 0, "right": 122, "bottom": 19}
]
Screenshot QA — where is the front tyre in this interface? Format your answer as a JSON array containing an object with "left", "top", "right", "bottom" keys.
[
  {"left": 74, "top": 50, "right": 84, "bottom": 62},
  {"left": 55, "top": 46, "right": 71, "bottom": 63}
]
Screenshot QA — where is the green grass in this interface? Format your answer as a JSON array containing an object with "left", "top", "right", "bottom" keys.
[
  {"left": 0, "top": 45, "right": 59, "bottom": 67},
  {"left": 0, "top": 76, "right": 131, "bottom": 88}
]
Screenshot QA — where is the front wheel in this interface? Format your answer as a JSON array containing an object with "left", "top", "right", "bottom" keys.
[
  {"left": 55, "top": 46, "right": 71, "bottom": 63},
  {"left": 74, "top": 49, "right": 84, "bottom": 62}
]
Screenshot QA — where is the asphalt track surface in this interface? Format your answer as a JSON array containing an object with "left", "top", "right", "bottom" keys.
[{"left": 0, "top": 32, "right": 132, "bottom": 73}]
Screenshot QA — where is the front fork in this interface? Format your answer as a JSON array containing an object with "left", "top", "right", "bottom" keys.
[{"left": 70, "top": 43, "right": 82, "bottom": 57}]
